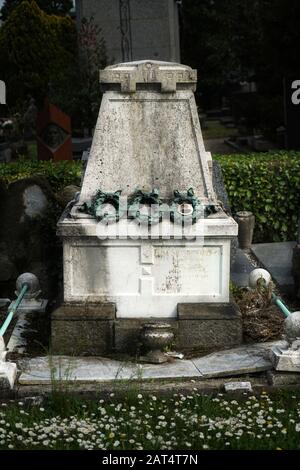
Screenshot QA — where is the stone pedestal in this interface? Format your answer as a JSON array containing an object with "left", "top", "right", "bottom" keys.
[
  {"left": 52, "top": 60, "right": 239, "bottom": 355},
  {"left": 51, "top": 302, "right": 242, "bottom": 356},
  {"left": 271, "top": 343, "right": 300, "bottom": 372}
]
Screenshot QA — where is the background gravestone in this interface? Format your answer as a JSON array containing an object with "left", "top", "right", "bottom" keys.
[
  {"left": 37, "top": 101, "right": 72, "bottom": 161},
  {"left": 76, "top": 0, "right": 180, "bottom": 63},
  {"left": 0, "top": 176, "right": 62, "bottom": 300}
]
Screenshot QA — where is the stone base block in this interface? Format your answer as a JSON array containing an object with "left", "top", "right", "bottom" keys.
[
  {"left": 51, "top": 303, "right": 115, "bottom": 355},
  {"left": 176, "top": 302, "right": 242, "bottom": 352},
  {"left": 271, "top": 345, "right": 300, "bottom": 372},
  {"left": 52, "top": 302, "right": 242, "bottom": 356},
  {"left": 267, "top": 371, "right": 300, "bottom": 387},
  {"left": 0, "top": 362, "right": 17, "bottom": 390}
]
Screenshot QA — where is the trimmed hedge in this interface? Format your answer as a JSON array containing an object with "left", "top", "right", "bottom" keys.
[
  {"left": 1, "top": 151, "right": 300, "bottom": 243},
  {"left": 0, "top": 160, "right": 82, "bottom": 192},
  {"left": 215, "top": 151, "right": 300, "bottom": 243}
]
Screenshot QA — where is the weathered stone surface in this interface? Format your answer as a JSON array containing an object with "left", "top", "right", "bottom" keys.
[
  {"left": 0, "top": 176, "right": 61, "bottom": 299},
  {"left": 19, "top": 357, "right": 125, "bottom": 385},
  {"left": 55, "top": 60, "right": 238, "bottom": 353},
  {"left": 192, "top": 341, "right": 286, "bottom": 378},
  {"left": 61, "top": 236, "right": 235, "bottom": 315},
  {"left": 267, "top": 370, "right": 300, "bottom": 386},
  {"left": 270, "top": 345, "right": 300, "bottom": 372},
  {"left": 52, "top": 308, "right": 242, "bottom": 355},
  {"left": 52, "top": 303, "right": 116, "bottom": 320},
  {"left": 251, "top": 241, "right": 295, "bottom": 295},
  {"left": 100, "top": 60, "right": 197, "bottom": 93},
  {"left": 177, "top": 302, "right": 241, "bottom": 320},
  {"left": 224, "top": 381, "right": 252, "bottom": 392},
  {"left": 176, "top": 318, "right": 242, "bottom": 352},
  {"left": 77, "top": 0, "right": 180, "bottom": 64},
  {"left": 78, "top": 61, "right": 214, "bottom": 203},
  {"left": 22, "top": 184, "right": 48, "bottom": 219},
  {"left": 19, "top": 356, "right": 126, "bottom": 384},
  {"left": 18, "top": 356, "right": 201, "bottom": 385},
  {"left": 51, "top": 315, "right": 114, "bottom": 356},
  {"left": 51, "top": 321, "right": 114, "bottom": 356},
  {"left": 177, "top": 302, "right": 242, "bottom": 351},
  {"left": 284, "top": 311, "right": 300, "bottom": 341},
  {"left": 0, "top": 362, "right": 17, "bottom": 389}
]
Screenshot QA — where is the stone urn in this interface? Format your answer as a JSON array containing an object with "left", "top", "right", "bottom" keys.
[
  {"left": 140, "top": 323, "right": 174, "bottom": 364},
  {"left": 235, "top": 211, "right": 255, "bottom": 250}
]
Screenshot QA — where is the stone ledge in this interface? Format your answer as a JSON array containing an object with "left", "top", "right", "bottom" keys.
[
  {"left": 52, "top": 302, "right": 116, "bottom": 321},
  {"left": 51, "top": 303, "right": 243, "bottom": 355},
  {"left": 177, "top": 302, "right": 241, "bottom": 320},
  {"left": 267, "top": 371, "right": 300, "bottom": 386}
]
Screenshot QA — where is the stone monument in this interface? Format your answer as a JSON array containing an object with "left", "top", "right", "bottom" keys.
[{"left": 52, "top": 60, "right": 241, "bottom": 355}]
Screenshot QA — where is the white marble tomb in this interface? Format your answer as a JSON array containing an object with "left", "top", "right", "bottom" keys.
[{"left": 58, "top": 60, "right": 238, "bottom": 318}]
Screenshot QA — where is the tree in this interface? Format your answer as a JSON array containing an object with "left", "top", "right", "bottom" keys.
[
  {"left": 0, "top": 0, "right": 73, "bottom": 20},
  {"left": 47, "top": 15, "right": 107, "bottom": 131},
  {"left": 181, "top": 0, "right": 300, "bottom": 136},
  {"left": 0, "top": 0, "right": 77, "bottom": 108},
  {"left": 181, "top": 0, "right": 267, "bottom": 108}
]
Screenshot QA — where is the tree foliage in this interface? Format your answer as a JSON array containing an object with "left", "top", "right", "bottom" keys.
[
  {"left": 0, "top": 0, "right": 77, "bottom": 108},
  {"left": 181, "top": 0, "right": 300, "bottom": 133},
  {"left": 0, "top": 0, "right": 73, "bottom": 20},
  {"left": 216, "top": 151, "right": 300, "bottom": 242},
  {"left": 0, "top": 1, "right": 107, "bottom": 130}
]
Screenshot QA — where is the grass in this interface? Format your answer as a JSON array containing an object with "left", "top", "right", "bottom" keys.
[
  {"left": 202, "top": 120, "right": 238, "bottom": 140},
  {"left": 0, "top": 390, "right": 300, "bottom": 450}
]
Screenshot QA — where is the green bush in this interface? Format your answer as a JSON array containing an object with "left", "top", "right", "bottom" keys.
[
  {"left": 215, "top": 151, "right": 300, "bottom": 243},
  {"left": 0, "top": 160, "right": 82, "bottom": 192}
]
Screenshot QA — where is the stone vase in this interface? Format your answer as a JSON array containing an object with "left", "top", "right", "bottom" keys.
[
  {"left": 140, "top": 323, "right": 174, "bottom": 364},
  {"left": 235, "top": 211, "right": 255, "bottom": 250}
]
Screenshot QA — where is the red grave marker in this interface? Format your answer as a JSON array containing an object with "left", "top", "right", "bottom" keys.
[{"left": 37, "top": 101, "right": 72, "bottom": 161}]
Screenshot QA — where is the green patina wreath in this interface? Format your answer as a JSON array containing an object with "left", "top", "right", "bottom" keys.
[
  {"left": 127, "top": 188, "right": 162, "bottom": 226},
  {"left": 169, "top": 188, "right": 204, "bottom": 225},
  {"left": 79, "top": 187, "right": 218, "bottom": 224},
  {"left": 79, "top": 189, "right": 124, "bottom": 223}
]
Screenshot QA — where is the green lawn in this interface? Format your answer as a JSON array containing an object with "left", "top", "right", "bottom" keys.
[{"left": 0, "top": 390, "right": 299, "bottom": 450}]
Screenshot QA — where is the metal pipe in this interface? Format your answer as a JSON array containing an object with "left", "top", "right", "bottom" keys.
[
  {"left": 271, "top": 292, "right": 291, "bottom": 318},
  {"left": 0, "top": 284, "right": 28, "bottom": 337},
  {"left": 249, "top": 269, "right": 292, "bottom": 318}
]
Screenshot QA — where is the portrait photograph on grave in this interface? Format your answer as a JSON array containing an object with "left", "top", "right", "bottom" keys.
[{"left": 0, "top": 0, "right": 300, "bottom": 464}]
